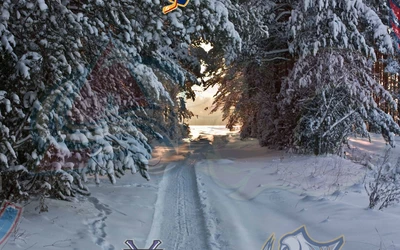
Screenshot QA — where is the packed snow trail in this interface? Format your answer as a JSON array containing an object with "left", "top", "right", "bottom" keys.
[
  {"left": 146, "top": 138, "right": 215, "bottom": 250},
  {"left": 8, "top": 128, "right": 400, "bottom": 250}
]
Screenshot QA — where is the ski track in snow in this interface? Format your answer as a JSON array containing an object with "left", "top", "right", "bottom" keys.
[
  {"left": 9, "top": 128, "right": 400, "bottom": 250},
  {"left": 147, "top": 140, "right": 217, "bottom": 250},
  {"left": 159, "top": 158, "right": 209, "bottom": 250},
  {"left": 86, "top": 197, "right": 115, "bottom": 250}
]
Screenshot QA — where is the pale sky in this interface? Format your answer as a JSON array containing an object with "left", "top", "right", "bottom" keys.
[
  {"left": 191, "top": 84, "right": 219, "bottom": 98},
  {"left": 185, "top": 84, "right": 225, "bottom": 125},
  {"left": 184, "top": 43, "right": 226, "bottom": 125}
]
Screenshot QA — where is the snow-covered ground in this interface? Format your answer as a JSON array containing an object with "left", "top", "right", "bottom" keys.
[{"left": 5, "top": 126, "right": 400, "bottom": 250}]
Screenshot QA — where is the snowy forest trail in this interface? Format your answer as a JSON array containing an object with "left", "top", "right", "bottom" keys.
[
  {"left": 8, "top": 127, "right": 400, "bottom": 250},
  {"left": 146, "top": 132, "right": 356, "bottom": 250},
  {"left": 146, "top": 138, "right": 215, "bottom": 250}
]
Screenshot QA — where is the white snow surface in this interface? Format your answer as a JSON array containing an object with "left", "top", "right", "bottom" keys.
[{"left": 7, "top": 126, "right": 400, "bottom": 250}]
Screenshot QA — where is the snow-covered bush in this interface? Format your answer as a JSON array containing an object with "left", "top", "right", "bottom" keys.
[{"left": 365, "top": 150, "right": 400, "bottom": 210}]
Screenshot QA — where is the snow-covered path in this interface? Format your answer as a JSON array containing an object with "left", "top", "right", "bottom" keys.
[
  {"left": 146, "top": 137, "right": 219, "bottom": 250},
  {"left": 7, "top": 126, "right": 400, "bottom": 250},
  {"left": 148, "top": 157, "right": 209, "bottom": 250}
]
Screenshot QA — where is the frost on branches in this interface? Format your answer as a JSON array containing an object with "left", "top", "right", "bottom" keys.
[
  {"left": 211, "top": 0, "right": 400, "bottom": 155},
  {"left": 365, "top": 150, "right": 400, "bottom": 210},
  {"left": 0, "top": 0, "right": 242, "bottom": 203},
  {"left": 289, "top": 0, "right": 394, "bottom": 59},
  {"left": 202, "top": 0, "right": 281, "bottom": 136},
  {"left": 278, "top": 0, "right": 399, "bottom": 154},
  {"left": 279, "top": 49, "right": 400, "bottom": 155}
]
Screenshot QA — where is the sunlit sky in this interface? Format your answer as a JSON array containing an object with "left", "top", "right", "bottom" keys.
[
  {"left": 193, "top": 43, "right": 217, "bottom": 97},
  {"left": 191, "top": 85, "right": 219, "bottom": 98},
  {"left": 185, "top": 43, "right": 225, "bottom": 125}
]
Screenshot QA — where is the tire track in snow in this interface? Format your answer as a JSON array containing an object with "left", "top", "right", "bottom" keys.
[
  {"left": 162, "top": 158, "right": 209, "bottom": 250},
  {"left": 147, "top": 139, "right": 218, "bottom": 250}
]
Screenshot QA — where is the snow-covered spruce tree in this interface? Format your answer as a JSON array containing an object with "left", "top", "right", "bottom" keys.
[
  {"left": 288, "top": 0, "right": 393, "bottom": 59},
  {"left": 202, "top": 0, "right": 288, "bottom": 136},
  {"left": 239, "top": 0, "right": 296, "bottom": 146},
  {"left": 271, "top": 0, "right": 400, "bottom": 154},
  {"left": 0, "top": 0, "right": 241, "bottom": 202},
  {"left": 280, "top": 49, "right": 400, "bottom": 155},
  {"left": 201, "top": 0, "right": 400, "bottom": 155}
]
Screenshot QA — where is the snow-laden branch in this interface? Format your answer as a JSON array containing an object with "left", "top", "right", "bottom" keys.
[{"left": 322, "top": 110, "right": 357, "bottom": 138}]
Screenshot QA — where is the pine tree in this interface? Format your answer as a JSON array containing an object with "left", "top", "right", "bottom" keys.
[
  {"left": 204, "top": 0, "right": 400, "bottom": 154},
  {"left": 276, "top": 0, "right": 400, "bottom": 154},
  {"left": 281, "top": 49, "right": 400, "bottom": 154},
  {"left": 202, "top": 0, "right": 284, "bottom": 136},
  {"left": 288, "top": 0, "right": 393, "bottom": 58},
  {"left": 0, "top": 0, "right": 242, "bottom": 202}
]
